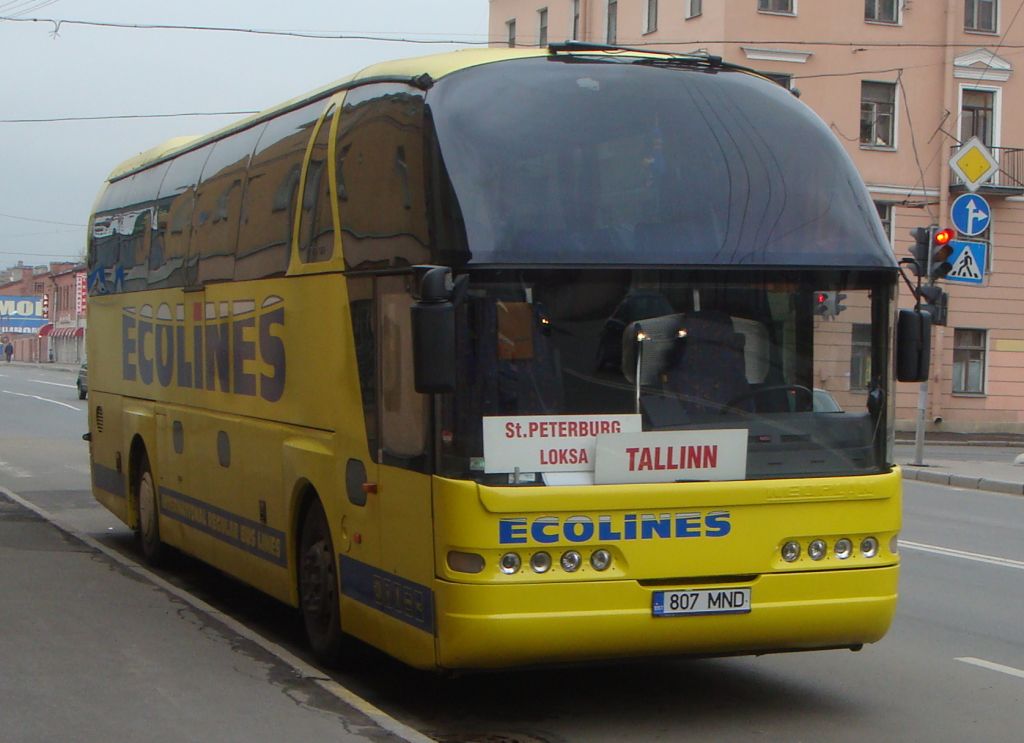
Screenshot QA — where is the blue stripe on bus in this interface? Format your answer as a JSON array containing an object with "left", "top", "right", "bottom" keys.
[
  {"left": 92, "top": 462, "right": 125, "bottom": 498},
  {"left": 340, "top": 556, "right": 436, "bottom": 635},
  {"left": 158, "top": 487, "right": 288, "bottom": 567}
]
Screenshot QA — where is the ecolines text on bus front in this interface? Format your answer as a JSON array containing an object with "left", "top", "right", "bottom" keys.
[
  {"left": 499, "top": 511, "right": 732, "bottom": 545},
  {"left": 121, "top": 299, "right": 286, "bottom": 402}
]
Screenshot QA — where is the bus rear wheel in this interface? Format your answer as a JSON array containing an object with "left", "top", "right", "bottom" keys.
[
  {"left": 299, "top": 499, "right": 345, "bottom": 666},
  {"left": 135, "top": 451, "right": 165, "bottom": 565}
]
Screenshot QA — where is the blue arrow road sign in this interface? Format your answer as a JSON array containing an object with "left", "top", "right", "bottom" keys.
[
  {"left": 950, "top": 193, "right": 991, "bottom": 237},
  {"left": 944, "top": 240, "right": 987, "bottom": 285}
]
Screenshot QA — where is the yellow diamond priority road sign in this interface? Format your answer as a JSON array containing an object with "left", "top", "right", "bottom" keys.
[{"left": 949, "top": 136, "right": 999, "bottom": 192}]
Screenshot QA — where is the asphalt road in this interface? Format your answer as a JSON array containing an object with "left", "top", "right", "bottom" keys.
[{"left": 1, "top": 364, "right": 1022, "bottom": 742}]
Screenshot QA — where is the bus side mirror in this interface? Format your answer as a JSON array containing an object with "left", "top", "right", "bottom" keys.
[
  {"left": 896, "top": 308, "right": 931, "bottom": 383},
  {"left": 411, "top": 266, "right": 456, "bottom": 393}
]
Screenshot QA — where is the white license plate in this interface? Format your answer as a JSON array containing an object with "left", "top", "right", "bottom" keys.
[{"left": 652, "top": 588, "right": 752, "bottom": 617}]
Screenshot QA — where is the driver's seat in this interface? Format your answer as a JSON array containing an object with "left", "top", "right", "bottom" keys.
[{"left": 662, "top": 311, "right": 753, "bottom": 416}]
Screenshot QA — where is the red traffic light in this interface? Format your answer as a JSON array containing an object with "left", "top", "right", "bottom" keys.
[{"left": 933, "top": 228, "right": 954, "bottom": 246}]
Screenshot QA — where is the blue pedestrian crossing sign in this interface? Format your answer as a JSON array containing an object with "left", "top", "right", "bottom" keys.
[
  {"left": 950, "top": 193, "right": 991, "bottom": 236},
  {"left": 945, "top": 240, "right": 987, "bottom": 284}
]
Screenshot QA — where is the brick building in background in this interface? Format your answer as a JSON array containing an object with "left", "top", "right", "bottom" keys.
[
  {"left": 0, "top": 261, "right": 86, "bottom": 363},
  {"left": 488, "top": 0, "right": 1024, "bottom": 434}
]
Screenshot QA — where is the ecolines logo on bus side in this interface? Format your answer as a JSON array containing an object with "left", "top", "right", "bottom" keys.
[
  {"left": 498, "top": 512, "right": 732, "bottom": 545},
  {"left": 121, "top": 298, "right": 286, "bottom": 402}
]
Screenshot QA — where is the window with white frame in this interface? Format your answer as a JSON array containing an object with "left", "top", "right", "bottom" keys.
[
  {"left": 507, "top": 19, "right": 517, "bottom": 48},
  {"left": 850, "top": 324, "right": 872, "bottom": 391},
  {"left": 758, "top": 0, "right": 794, "bottom": 13},
  {"left": 538, "top": 8, "right": 548, "bottom": 46},
  {"left": 865, "top": 0, "right": 899, "bottom": 23},
  {"left": 645, "top": 0, "right": 658, "bottom": 33},
  {"left": 607, "top": 0, "right": 617, "bottom": 43},
  {"left": 965, "top": 0, "right": 997, "bottom": 32},
  {"left": 860, "top": 81, "right": 896, "bottom": 148},
  {"left": 961, "top": 88, "right": 996, "bottom": 147},
  {"left": 571, "top": 0, "right": 581, "bottom": 39},
  {"left": 953, "top": 329, "right": 987, "bottom": 394},
  {"left": 874, "top": 202, "right": 893, "bottom": 247},
  {"left": 688, "top": 0, "right": 702, "bottom": 18}
]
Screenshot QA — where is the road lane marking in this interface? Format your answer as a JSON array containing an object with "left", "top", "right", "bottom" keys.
[
  {"left": 31, "top": 378, "right": 76, "bottom": 389},
  {"left": 0, "top": 486, "right": 436, "bottom": 743},
  {"left": 2, "top": 389, "right": 81, "bottom": 411},
  {"left": 901, "top": 540, "right": 1024, "bottom": 571},
  {"left": 957, "top": 657, "right": 1024, "bottom": 681}
]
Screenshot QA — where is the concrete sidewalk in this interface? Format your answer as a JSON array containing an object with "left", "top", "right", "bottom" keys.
[{"left": 898, "top": 451, "right": 1024, "bottom": 496}]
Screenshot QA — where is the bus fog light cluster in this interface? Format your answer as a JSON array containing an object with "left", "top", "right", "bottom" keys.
[
  {"left": 560, "top": 550, "right": 582, "bottom": 572},
  {"left": 781, "top": 536, "right": 884, "bottom": 563}
]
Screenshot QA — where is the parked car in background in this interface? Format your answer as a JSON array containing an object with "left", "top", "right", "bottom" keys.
[
  {"left": 813, "top": 387, "right": 843, "bottom": 413},
  {"left": 77, "top": 363, "right": 88, "bottom": 399}
]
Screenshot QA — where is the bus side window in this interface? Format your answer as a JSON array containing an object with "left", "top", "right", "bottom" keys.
[
  {"left": 348, "top": 277, "right": 378, "bottom": 462},
  {"left": 298, "top": 105, "right": 336, "bottom": 264},
  {"left": 336, "top": 85, "right": 430, "bottom": 271},
  {"left": 236, "top": 100, "right": 325, "bottom": 281},
  {"left": 190, "top": 124, "right": 265, "bottom": 285},
  {"left": 152, "top": 145, "right": 213, "bottom": 289}
]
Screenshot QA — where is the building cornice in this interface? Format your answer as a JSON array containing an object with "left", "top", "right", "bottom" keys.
[{"left": 953, "top": 48, "right": 1012, "bottom": 83}]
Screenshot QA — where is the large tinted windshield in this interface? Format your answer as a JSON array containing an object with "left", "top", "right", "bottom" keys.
[
  {"left": 428, "top": 57, "right": 894, "bottom": 269},
  {"left": 438, "top": 268, "right": 894, "bottom": 484}
]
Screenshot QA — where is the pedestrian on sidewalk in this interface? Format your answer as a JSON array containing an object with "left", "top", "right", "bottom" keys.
[{"left": 4, "top": 342, "right": 12, "bottom": 362}]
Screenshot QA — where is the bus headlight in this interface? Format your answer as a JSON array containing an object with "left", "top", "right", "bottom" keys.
[
  {"left": 530, "top": 551, "right": 552, "bottom": 573},
  {"left": 860, "top": 537, "right": 879, "bottom": 558},
  {"left": 499, "top": 552, "right": 521, "bottom": 574},
  {"left": 590, "top": 549, "right": 612, "bottom": 571},
  {"left": 560, "top": 550, "right": 582, "bottom": 573},
  {"left": 781, "top": 541, "right": 801, "bottom": 562},
  {"left": 808, "top": 539, "right": 827, "bottom": 561},
  {"left": 834, "top": 538, "right": 853, "bottom": 560}
]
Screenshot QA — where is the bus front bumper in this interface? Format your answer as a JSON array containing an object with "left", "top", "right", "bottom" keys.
[{"left": 433, "top": 565, "right": 898, "bottom": 670}]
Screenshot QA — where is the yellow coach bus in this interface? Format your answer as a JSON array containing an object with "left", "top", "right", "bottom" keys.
[{"left": 86, "top": 44, "right": 932, "bottom": 670}]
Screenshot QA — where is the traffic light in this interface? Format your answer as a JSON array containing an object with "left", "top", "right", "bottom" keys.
[
  {"left": 41, "top": 293, "right": 49, "bottom": 318},
  {"left": 908, "top": 226, "right": 954, "bottom": 281},
  {"left": 917, "top": 284, "right": 948, "bottom": 326},
  {"left": 813, "top": 291, "right": 847, "bottom": 318}
]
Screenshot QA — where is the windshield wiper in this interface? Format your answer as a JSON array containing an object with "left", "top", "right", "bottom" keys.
[{"left": 547, "top": 40, "right": 757, "bottom": 74}]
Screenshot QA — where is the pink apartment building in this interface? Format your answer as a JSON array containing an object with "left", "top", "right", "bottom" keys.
[{"left": 488, "top": 0, "right": 1024, "bottom": 434}]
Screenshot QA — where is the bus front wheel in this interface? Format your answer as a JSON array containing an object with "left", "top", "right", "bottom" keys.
[
  {"left": 299, "top": 498, "right": 345, "bottom": 666},
  {"left": 135, "top": 451, "right": 165, "bottom": 565}
]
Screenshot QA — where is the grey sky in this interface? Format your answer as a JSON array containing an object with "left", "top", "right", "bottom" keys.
[{"left": 0, "top": 1, "right": 489, "bottom": 269}]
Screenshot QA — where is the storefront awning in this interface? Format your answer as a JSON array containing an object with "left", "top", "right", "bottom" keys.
[
  {"left": 37, "top": 323, "right": 54, "bottom": 337},
  {"left": 50, "top": 327, "right": 85, "bottom": 339}
]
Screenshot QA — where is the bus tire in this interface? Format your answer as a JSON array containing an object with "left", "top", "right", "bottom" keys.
[
  {"left": 299, "top": 498, "right": 345, "bottom": 666},
  {"left": 135, "top": 450, "right": 165, "bottom": 565}
]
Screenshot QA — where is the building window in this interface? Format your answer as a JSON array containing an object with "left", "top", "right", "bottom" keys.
[
  {"left": 860, "top": 81, "right": 896, "bottom": 148},
  {"left": 961, "top": 88, "right": 996, "bottom": 147},
  {"left": 688, "top": 0, "right": 703, "bottom": 18},
  {"left": 865, "top": 0, "right": 899, "bottom": 23},
  {"left": 607, "top": 0, "right": 617, "bottom": 44},
  {"left": 758, "top": 0, "right": 794, "bottom": 14},
  {"left": 850, "top": 324, "right": 872, "bottom": 391},
  {"left": 538, "top": 8, "right": 548, "bottom": 46},
  {"left": 645, "top": 0, "right": 658, "bottom": 33},
  {"left": 953, "top": 329, "right": 987, "bottom": 394},
  {"left": 965, "top": 0, "right": 997, "bottom": 32},
  {"left": 572, "top": 0, "right": 581, "bottom": 39},
  {"left": 507, "top": 19, "right": 516, "bottom": 48},
  {"left": 874, "top": 201, "right": 893, "bottom": 247},
  {"left": 761, "top": 71, "right": 792, "bottom": 89}
]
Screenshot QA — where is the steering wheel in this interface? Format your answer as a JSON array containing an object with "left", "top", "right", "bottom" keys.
[{"left": 722, "top": 384, "right": 814, "bottom": 413}]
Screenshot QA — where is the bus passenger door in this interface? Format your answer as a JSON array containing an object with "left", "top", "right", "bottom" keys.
[{"left": 372, "top": 275, "right": 436, "bottom": 666}]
